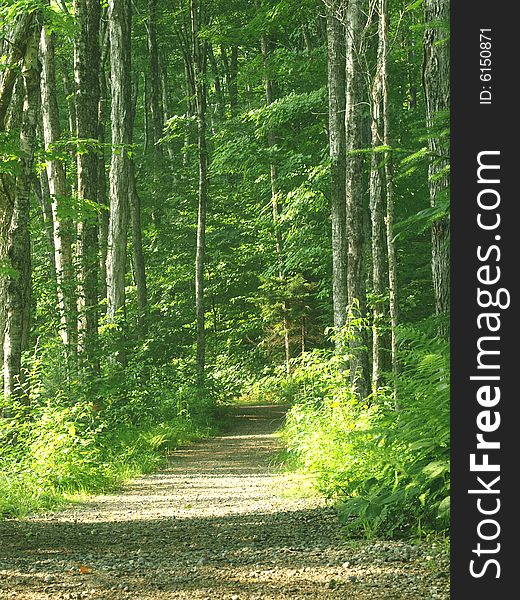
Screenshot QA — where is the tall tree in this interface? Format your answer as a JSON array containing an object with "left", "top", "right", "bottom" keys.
[
  {"left": 190, "top": 0, "right": 209, "bottom": 388},
  {"left": 129, "top": 81, "right": 148, "bottom": 335},
  {"left": 259, "top": 4, "right": 291, "bottom": 374},
  {"left": 343, "top": 0, "right": 369, "bottom": 397},
  {"left": 40, "top": 26, "right": 77, "bottom": 359},
  {"left": 423, "top": 0, "right": 450, "bottom": 335},
  {"left": 325, "top": 0, "right": 348, "bottom": 337},
  {"left": 368, "top": 0, "right": 386, "bottom": 391},
  {"left": 2, "top": 14, "right": 40, "bottom": 400},
  {"left": 0, "top": 12, "right": 38, "bottom": 386},
  {"left": 380, "top": 0, "right": 398, "bottom": 401},
  {"left": 74, "top": 0, "right": 101, "bottom": 371},
  {"left": 97, "top": 67, "right": 110, "bottom": 307},
  {"left": 147, "top": 0, "right": 164, "bottom": 153},
  {"left": 107, "top": 0, "right": 132, "bottom": 362}
]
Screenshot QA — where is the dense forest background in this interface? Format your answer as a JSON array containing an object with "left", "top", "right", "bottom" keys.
[{"left": 0, "top": 0, "right": 449, "bottom": 538}]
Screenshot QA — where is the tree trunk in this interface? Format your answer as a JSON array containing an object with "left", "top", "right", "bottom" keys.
[
  {"left": 380, "top": 0, "right": 399, "bottom": 403},
  {"left": 0, "top": 12, "right": 36, "bottom": 128},
  {"left": 259, "top": 11, "right": 291, "bottom": 374},
  {"left": 98, "top": 68, "right": 109, "bottom": 307},
  {"left": 423, "top": 0, "right": 450, "bottom": 336},
  {"left": 74, "top": 0, "right": 101, "bottom": 373},
  {"left": 147, "top": 0, "right": 164, "bottom": 153},
  {"left": 129, "top": 167, "right": 148, "bottom": 335},
  {"left": 208, "top": 45, "right": 225, "bottom": 118},
  {"left": 3, "top": 19, "right": 40, "bottom": 401},
  {"left": 34, "top": 170, "right": 57, "bottom": 287},
  {"left": 107, "top": 0, "right": 132, "bottom": 363},
  {"left": 325, "top": 0, "right": 348, "bottom": 336},
  {"left": 40, "top": 26, "right": 77, "bottom": 358},
  {"left": 129, "top": 81, "right": 148, "bottom": 336},
  {"left": 344, "top": 0, "right": 369, "bottom": 398},
  {"left": 158, "top": 56, "right": 176, "bottom": 165},
  {"left": 191, "top": 0, "right": 209, "bottom": 389},
  {"left": 369, "top": 0, "right": 386, "bottom": 392},
  {"left": 0, "top": 13, "right": 38, "bottom": 387}
]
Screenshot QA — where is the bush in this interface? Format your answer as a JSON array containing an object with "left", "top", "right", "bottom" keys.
[
  {"left": 277, "top": 328, "right": 449, "bottom": 537},
  {"left": 0, "top": 355, "right": 215, "bottom": 518}
]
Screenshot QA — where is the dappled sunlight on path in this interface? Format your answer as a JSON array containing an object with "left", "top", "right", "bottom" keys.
[{"left": 0, "top": 405, "right": 449, "bottom": 599}]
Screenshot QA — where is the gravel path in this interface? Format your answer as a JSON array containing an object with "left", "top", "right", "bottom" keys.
[{"left": 0, "top": 404, "right": 449, "bottom": 599}]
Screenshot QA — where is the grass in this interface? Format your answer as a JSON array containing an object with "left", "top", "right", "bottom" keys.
[{"left": 0, "top": 417, "right": 213, "bottom": 519}]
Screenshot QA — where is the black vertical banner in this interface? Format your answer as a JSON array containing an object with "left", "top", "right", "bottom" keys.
[{"left": 451, "top": 2, "right": 517, "bottom": 597}]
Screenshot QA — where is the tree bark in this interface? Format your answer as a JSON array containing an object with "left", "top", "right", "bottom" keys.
[
  {"left": 35, "top": 170, "right": 57, "bottom": 287},
  {"left": 368, "top": 0, "right": 386, "bottom": 392},
  {"left": 40, "top": 26, "right": 77, "bottom": 357},
  {"left": 98, "top": 68, "right": 109, "bottom": 307},
  {"left": 129, "top": 81, "right": 148, "bottom": 336},
  {"left": 129, "top": 167, "right": 148, "bottom": 335},
  {"left": 74, "top": 0, "right": 101, "bottom": 372},
  {"left": 325, "top": 0, "right": 348, "bottom": 336},
  {"left": 3, "top": 18, "right": 40, "bottom": 401},
  {"left": 0, "top": 14, "right": 38, "bottom": 384},
  {"left": 0, "top": 12, "right": 37, "bottom": 129},
  {"left": 344, "top": 0, "right": 370, "bottom": 398},
  {"left": 380, "top": 0, "right": 399, "bottom": 403},
  {"left": 107, "top": 0, "right": 132, "bottom": 364},
  {"left": 191, "top": 0, "right": 209, "bottom": 389},
  {"left": 423, "top": 0, "right": 450, "bottom": 336}
]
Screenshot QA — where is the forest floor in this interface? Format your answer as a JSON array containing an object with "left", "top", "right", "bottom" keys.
[{"left": 0, "top": 404, "right": 449, "bottom": 599}]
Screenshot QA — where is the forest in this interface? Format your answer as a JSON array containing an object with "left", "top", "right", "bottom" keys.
[{"left": 1, "top": 0, "right": 449, "bottom": 564}]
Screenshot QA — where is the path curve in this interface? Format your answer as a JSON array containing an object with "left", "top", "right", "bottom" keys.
[{"left": 0, "top": 404, "right": 449, "bottom": 599}]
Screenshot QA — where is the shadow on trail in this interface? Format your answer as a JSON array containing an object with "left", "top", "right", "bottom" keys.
[
  {"left": 0, "top": 506, "right": 366, "bottom": 599},
  {"left": 0, "top": 405, "right": 444, "bottom": 599}
]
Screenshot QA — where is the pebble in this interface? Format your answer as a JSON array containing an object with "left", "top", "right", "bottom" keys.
[{"left": 0, "top": 406, "right": 450, "bottom": 600}]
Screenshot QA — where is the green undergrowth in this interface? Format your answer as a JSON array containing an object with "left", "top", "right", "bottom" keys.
[
  {"left": 0, "top": 416, "right": 212, "bottom": 519},
  {"left": 0, "top": 367, "right": 216, "bottom": 518},
  {"left": 260, "top": 327, "right": 450, "bottom": 538}
]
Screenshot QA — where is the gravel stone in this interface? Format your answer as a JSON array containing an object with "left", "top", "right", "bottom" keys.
[{"left": 0, "top": 405, "right": 449, "bottom": 599}]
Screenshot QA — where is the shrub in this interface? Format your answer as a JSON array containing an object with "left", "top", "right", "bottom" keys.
[{"left": 278, "top": 328, "right": 449, "bottom": 537}]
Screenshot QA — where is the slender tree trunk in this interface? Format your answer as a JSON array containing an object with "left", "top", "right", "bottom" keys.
[
  {"left": 147, "top": 0, "right": 167, "bottom": 226},
  {"left": 129, "top": 168, "right": 148, "bottom": 335},
  {"left": 74, "top": 0, "right": 101, "bottom": 373},
  {"left": 35, "top": 170, "right": 57, "bottom": 286},
  {"left": 98, "top": 68, "right": 109, "bottom": 307},
  {"left": 0, "top": 13, "right": 37, "bottom": 388},
  {"left": 325, "top": 1, "right": 348, "bottom": 336},
  {"left": 107, "top": 0, "right": 132, "bottom": 364},
  {"left": 208, "top": 45, "right": 224, "bottom": 118},
  {"left": 191, "top": 0, "right": 209, "bottom": 389},
  {"left": 423, "top": 0, "right": 450, "bottom": 336},
  {"left": 259, "top": 15, "right": 291, "bottom": 374},
  {"left": 62, "top": 70, "right": 77, "bottom": 153},
  {"left": 147, "top": 0, "right": 164, "bottom": 153},
  {"left": 368, "top": 0, "right": 386, "bottom": 392},
  {"left": 182, "top": 60, "right": 194, "bottom": 169},
  {"left": 158, "top": 56, "right": 176, "bottom": 165},
  {"left": 3, "top": 19, "right": 40, "bottom": 401},
  {"left": 380, "top": 0, "right": 398, "bottom": 402},
  {"left": 129, "top": 81, "right": 148, "bottom": 336},
  {"left": 40, "top": 26, "right": 77, "bottom": 358},
  {"left": 143, "top": 72, "right": 150, "bottom": 152},
  {"left": 344, "top": 0, "right": 369, "bottom": 398}
]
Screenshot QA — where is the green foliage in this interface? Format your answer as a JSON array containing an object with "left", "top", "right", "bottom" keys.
[
  {"left": 1, "top": 0, "right": 450, "bottom": 544},
  {"left": 258, "top": 328, "right": 451, "bottom": 538},
  {"left": 0, "top": 348, "right": 214, "bottom": 518}
]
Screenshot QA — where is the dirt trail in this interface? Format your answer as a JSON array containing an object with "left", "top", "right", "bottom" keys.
[{"left": 0, "top": 404, "right": 449, "bottom": 599}]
